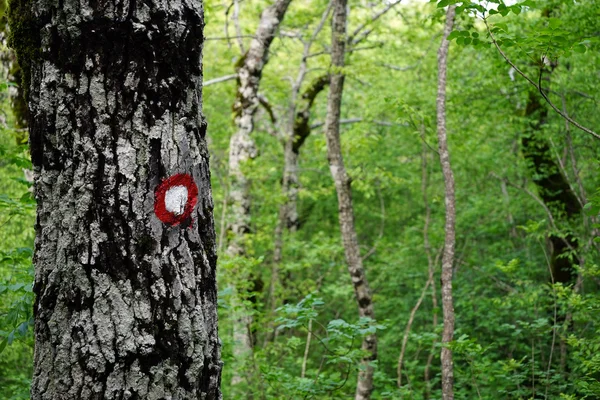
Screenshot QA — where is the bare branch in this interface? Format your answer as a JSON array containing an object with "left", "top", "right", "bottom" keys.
[
  {"left": 206, "top": 35, "right": 256, "bottom": 41},
  {"left": 257, "top": 93, "right": 277, "bottom": 125},
  {"left": 379, "top": 33, "right": 440, "bottom": 72},
  {"left": 224, "top": 1, "right": 234, "bottom": 48},
  {"left": 233, "top": 0, "right": 245, "bottom": 53},
  {"left": 490, "top": 172, "right": 557, "bottom": 230},
  {"left": 484, "top": 18, "right": 600, "bottom": 140},
  {"left": 307, "top": 1, "right": 333, "bottom": 52},
  {"left": 204, "top": 74, "right": 238, "bottom": 86},
  {"left": 306, "top": 50, "right": 330, "bottom": 59},
  {"left": 348, "top": 0, "right": 403, "bottom": 45},
  {"left": 346, "top": 43, "right": 385, "bottom": 54},
  {"left": 380, "top": 63, "right": 417, "bottom": 72},
  {"left": 310, "top": 118, "right": 407, "bottom": 130}
]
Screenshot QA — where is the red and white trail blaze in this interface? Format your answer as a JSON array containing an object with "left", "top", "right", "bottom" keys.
[{"left": 154, "top": 173, "right": 199, "bottom": 226}]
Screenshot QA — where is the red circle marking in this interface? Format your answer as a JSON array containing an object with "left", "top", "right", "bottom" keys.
[{"left": 154, "top": 173, "right": 198, "bottom": 226}]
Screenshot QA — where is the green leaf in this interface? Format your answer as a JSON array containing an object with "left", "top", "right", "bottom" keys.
[
  {"left": 437, "top": 0, "right": 450, "bottom": 7},
  {"left": 548, "top": 18, "right": 562, "bottom": 29},
  {"left": 447, "top": 31, "right": 461, "bottom": 41},
  {"left": 573, "top": 43, "right": 587, "bottom": 53}
]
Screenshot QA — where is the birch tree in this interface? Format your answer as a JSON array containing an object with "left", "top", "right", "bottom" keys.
[{"left": 9, "top": 0, "right": 221, "bottom": 398}]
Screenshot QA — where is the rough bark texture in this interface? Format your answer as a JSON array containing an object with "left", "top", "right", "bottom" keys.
[
  {"left": 226, "top": 0, "right": 291, "bottom": 390},
  {"left": 436, "top": 6, "right": 456, "bottom": 400},
  {"left": 12, "top": 0, "right": 222, "bottom": 398},
  {"left": 324, "top": 1, "right": 377, "bottom": 399}
]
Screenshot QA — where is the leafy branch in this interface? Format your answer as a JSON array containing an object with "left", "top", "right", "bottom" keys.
[{"left": 483, "top": 18, "right": 600, "bottom": 140}]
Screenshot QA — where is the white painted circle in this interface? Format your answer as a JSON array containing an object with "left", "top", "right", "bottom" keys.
[{"left": 164, "top": 185, "right": 189, "bottom": 215}]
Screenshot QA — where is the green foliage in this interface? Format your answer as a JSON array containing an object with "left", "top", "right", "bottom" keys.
[
  {"left": 258, "top": 294, "right": 386, "bottom": 399},
  {"left": 0, "top": 247, "right": 34, "bottom": 354},
  {"left": 0, "top": 0, "right": 599, "bottom": 399},
  {"left": 0, "top": 79, "right": 34, "bottom": 398}
]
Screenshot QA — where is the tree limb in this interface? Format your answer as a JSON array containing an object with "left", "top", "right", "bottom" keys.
[
  {"left": 204, "top": 74, "right": 238, "bottom": 86},
  {"left": 484, "top": 18, "right": 600, "bottom": 140}
]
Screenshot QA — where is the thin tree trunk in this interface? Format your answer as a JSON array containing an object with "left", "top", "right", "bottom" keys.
[
  {"left": 268, "top": 0, "right": 398, "bottom": 314},
  {"left": 397, "top": 277, "right": 432, "bottom": 387},
  {"left": 228, "top": 0, "right": 292, "bottom": 256},
  {"left": 301, "top": 317, "right": 313, "bottom": 379},
  {"left": 324, "top": 1, "right": 377, "bottom": 399},
  {"left": 226, "top": 0, "right": 292, "bottom": 390},
  {"left": 268, "top": 3, "right": 331, "bottom": 320},
  {"left": 522, "top": 89, "right": 581, "bottom": 284},
  {"left": 11, "top": 1, "right": 222, "bottom": 398},
  {"left": 401, "top": 142, "right": 440, "bottom": 392},
  {"left": 436, "top": 6, "right": 457, "bottom": 400},
  {"left": 422, "top": 143, "right": 440, "bottom": 400}
]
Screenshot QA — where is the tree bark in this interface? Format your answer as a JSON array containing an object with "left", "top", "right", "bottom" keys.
[
  {"left": 522, "top": 89, "right": 581, "bottom": 284},
  {"left": 324, "top": 1, "right": 377, "bottom": 399},
  {"left": 436, "top": 6, "right": 457, "bottom": 400},
  {"left": 10, "top": 0, "right": 222, "bottom": 399}
]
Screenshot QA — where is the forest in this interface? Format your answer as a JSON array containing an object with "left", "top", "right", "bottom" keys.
[{"left": 0, "top": 0, "right": 599, "bottom": 398}]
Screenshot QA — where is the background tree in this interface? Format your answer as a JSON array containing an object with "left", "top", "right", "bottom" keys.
[
  {"left": 436, "top": 5, "right": 457, "bottom": 399},
  {"left": 225, "top": 0, "right": 292, "bottom": 393},
  {"left": 324, "top": 0, "right": 378, "bottom": 398}
]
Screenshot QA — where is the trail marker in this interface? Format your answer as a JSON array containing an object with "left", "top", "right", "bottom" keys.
[{"left": 154, "top": 173, "right": 198, "bottom": 226}]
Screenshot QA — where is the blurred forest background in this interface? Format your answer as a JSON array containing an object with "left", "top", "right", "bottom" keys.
[{"left": 1, "top": 0, "right": 600, "bottom": 398}]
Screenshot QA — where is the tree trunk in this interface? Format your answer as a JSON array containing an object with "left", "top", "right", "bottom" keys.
[
  {"left": 10, "top": 1, "right": 222, "bottom": 398},
  {"left": 522, "top": 89, "right": 581, "bottom": 284},
  {"left": 228, "top": 0, "right": 292, "bottom": 254},
  {"left": 324, "top": 1, "right": 377, "bottom": 399},
  {"left": 436, "top": 6, "right": 457, "bottom": 400},
  {"left": 226, "top": 0, "right": 292, "bottom": 391},
  {"left": 269, "top": 76, "right": 326, "bottom": 320}
]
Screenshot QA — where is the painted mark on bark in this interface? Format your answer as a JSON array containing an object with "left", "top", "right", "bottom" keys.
[{"left": 154, "top": 173, "right": 198, "bottom": 226}]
